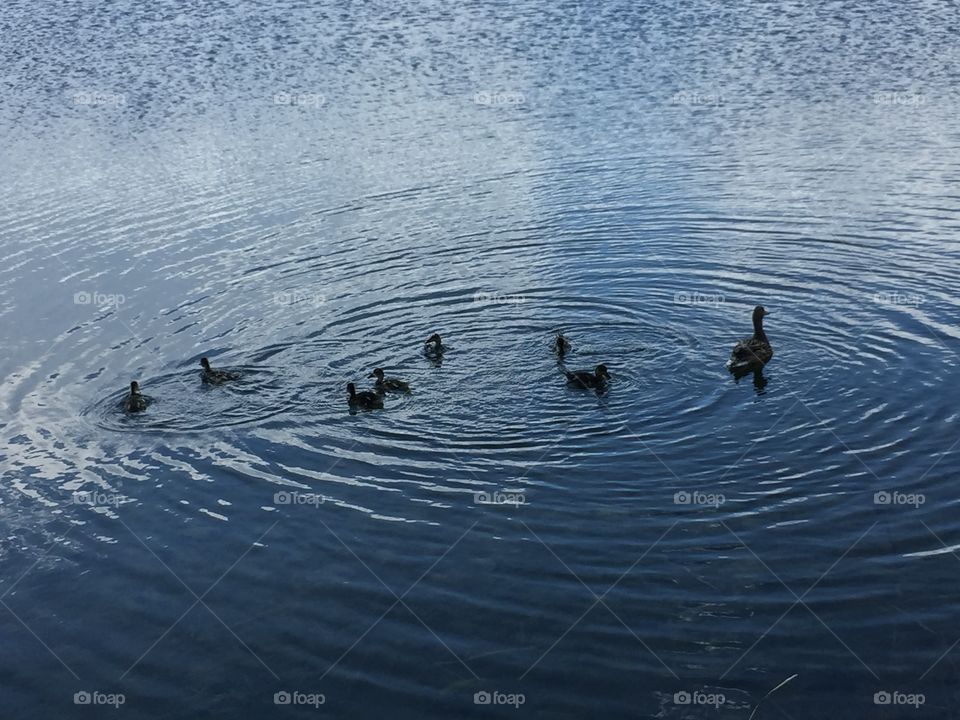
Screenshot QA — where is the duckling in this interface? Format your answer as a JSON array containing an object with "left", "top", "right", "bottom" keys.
[
  {"left": 552, "top": 332, "right": 571, "bottom": 358},
  {"left": 124, "top": 381, "right": 148, "bottom": 413},
  {"left": 424, "top": 333, "right": 445, "bottom": 358},
  {"left": 728, "top": 305, "right": 773, "bottom": 375},
  {"left": 347, "top": 382, "right": 384, "bottom": 410},
  {"left": 200, "top": 357, "right": 240, "bottom": 385},
  {"left": 368, "top": 368, "right": 411, "bottom": 393},
  {"left": 565, "top": 364, "right": 610, "bottom": 389}
]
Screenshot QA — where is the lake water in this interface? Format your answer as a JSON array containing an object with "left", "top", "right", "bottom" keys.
[{"left": 2, "top": 0, "right": 959, "bottom": 717}]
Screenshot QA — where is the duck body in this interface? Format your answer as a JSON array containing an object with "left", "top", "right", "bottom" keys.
[
  {"left": 728, "top": 306, "right": 773, "bottom": 375},
  {"left": 200, "top": 357, "right": 240, "bottom": 385},
  {"left": 347, "top": 382, "right": 384, "bottom": 410},
  {"left": 552, "top": 333, "right": 571, "bottom": 358},
  {"left": 424, "top": 333, "right": 445, "bottom": 358},
  {"left": 124, "top": 381, "right": 148, "bottom": 413},
  {"left": 369, "top": 368, "right": 410, "bottom": 393},
  {"left": 565, "top": 364, "right": 610, "bottom": 389}
]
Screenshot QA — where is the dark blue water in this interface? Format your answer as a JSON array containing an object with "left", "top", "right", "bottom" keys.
[{"left": 2, "top": 0, "right": 960, "bottom": 717}]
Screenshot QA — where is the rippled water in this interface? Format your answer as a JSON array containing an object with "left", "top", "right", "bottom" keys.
[{"left": 3, "top": 0, "right": 960, "bottom": 717}]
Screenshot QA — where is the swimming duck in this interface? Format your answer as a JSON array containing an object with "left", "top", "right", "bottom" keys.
[
  {"left": 200, "top": 357, "right": 240, "bottom": 385},
  {"left": 347, "top": 382, "right": 384, "bottom": 410},
  {"left": 424, "top": 333, "right": 445, "bottom": 357},
  {"left": 565, "top": 364, "right": 610, "bottom": 389},
  {"left": 552, "top": 332, "right": 571, "bottom": 358},
  {"left": 368, "top": 368, "right": 411, "bottom": 393},
  {"left": 728, "top": 305, "right": 773, "bottom": 375},
  {"left": 124, "top": 381, "right": 147, "bottom": 413}
]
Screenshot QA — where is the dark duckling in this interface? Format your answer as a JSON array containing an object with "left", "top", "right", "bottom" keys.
[
  {"left": 200, "top": 357, "right": 240, "bottom": 385},
  {"left": 552, "top": 332, "right": 571, "bottom": 358},
  {"left": 565, "top": 364, "right": 610, "bottom": 389},
  {"left": 368, "top": 368, "right": 410, "bottom": 393},
  {"left": 347, "top": 382, "right": 384, "bottom": 410},
  {"left": 424, "top": 333, "right": 445, "bottom": 358},
  {"left": 124, "top": 381, "right": 148, "bottom": 413},
  {"left": 728, "top": 305, "right": 773, "bottom": 375}
]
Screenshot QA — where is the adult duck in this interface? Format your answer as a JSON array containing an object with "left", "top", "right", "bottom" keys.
[{"left": 728, "top": 305, "right": 773, "bottom": 375}]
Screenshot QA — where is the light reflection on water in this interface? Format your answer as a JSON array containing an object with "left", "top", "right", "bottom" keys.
[{"left": 1, "top": 0, "right": 960, "bottom": 717}]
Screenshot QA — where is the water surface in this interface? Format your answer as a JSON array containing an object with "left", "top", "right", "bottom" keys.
[{"left": 2, "top": 0, "right": 960, "bottom": 717}]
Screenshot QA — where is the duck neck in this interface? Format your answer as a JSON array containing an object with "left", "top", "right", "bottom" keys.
[{"left": 752, "top": 315, "right": 767, "bottom": 342}]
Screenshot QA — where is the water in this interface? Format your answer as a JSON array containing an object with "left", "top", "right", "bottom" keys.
[{"left": 2, "top": 0, "right": 959, "bottom": 716}]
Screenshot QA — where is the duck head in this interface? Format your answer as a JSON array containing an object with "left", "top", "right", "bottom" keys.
[
  {"left": 752, "top": 305, "right": 769, "bottom": 335},
  {"left": 200, "top": 357, "right": 212, "bottom": 371},
  {"left": 368, "top": 368, "right": 385, "bottom": 381},
  {"left": 595, "top": 364, "right": 610, "bottom": 380},
  {"left": 425, "top": 333, "right": 442, "bottom": 347},
  {"left": 130, "top": 380, "right": 141, "bottom": 394}
]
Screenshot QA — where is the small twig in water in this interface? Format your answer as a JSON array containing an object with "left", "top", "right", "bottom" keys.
[{"left": 748, "top": 673, "right": 798, "bottom": 720}]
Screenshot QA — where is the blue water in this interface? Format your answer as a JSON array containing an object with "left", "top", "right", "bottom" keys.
[{"left": 3, "top": 0, "right": 960, "bottom": 717}]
